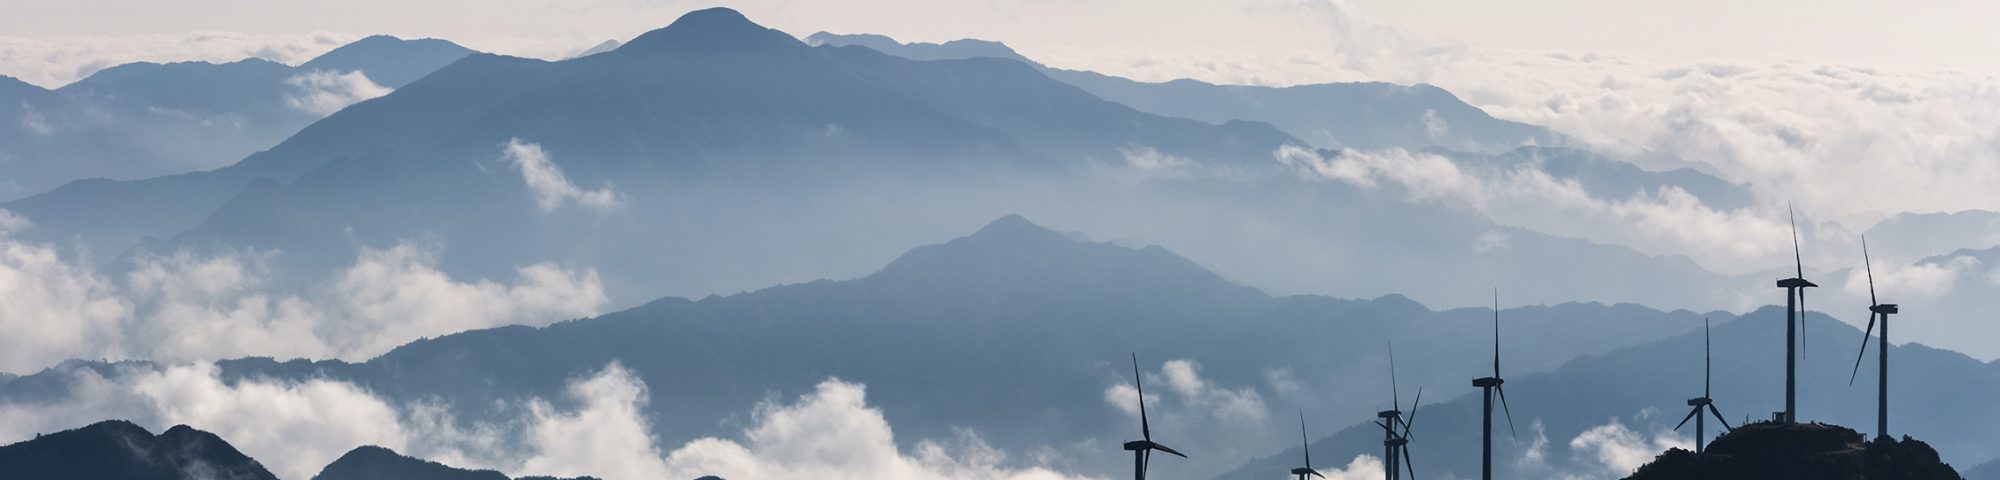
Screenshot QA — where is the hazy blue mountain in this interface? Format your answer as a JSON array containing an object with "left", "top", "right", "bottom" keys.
[
  {"left": 568, "top": 39, "right": 623, "bottom": 59},
  {"left": 1, "top": 214, "right": 1710, "bottom": 479},
  {"left": 1, "top": 8, "right": 1301, "bottom": 292},
  {"left": 1865, "top": 209, "right": 2000, "bottom": 260},
  {"left": 0, "top": 36, "right": 473, "bottom": 201},
  {"left": 0, "top": 420, "right": 278, "bottom": 480},
  {"left": 1966, "top": 460, "right": 2000, "bottom": 480},
  {"left": 298, "top": 35, "right": 476, "bottom": 88},
  {"left": 807, "top": 31, "right": 1562, "bottom": 153},
  {"left": 313, "top": 446, "right": 596, "bottom": 480},
  {"left": 1221, "top": 305, "right": 2000, "bottom": 480}
]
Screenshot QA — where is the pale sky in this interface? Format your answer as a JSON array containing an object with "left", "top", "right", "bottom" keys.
[{"left": 5, "top": 0, "right": 1995, "bottom": 68}]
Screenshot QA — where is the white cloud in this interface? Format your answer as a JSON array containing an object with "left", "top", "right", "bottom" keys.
[
  {"left": 0, "top": 363, "right": 1096, "bottom": 480},
  {"left": 501, "top": 138, "right": 625, "bottom": 213},
  {"left": 284, "top": 70, "right": 392, "bottom": 115},
  {"left": 0, "top": 221, "right": 607, "bottom": 372},
  {"left": 1566, "top": 419, "right": 1689, "bottom": 479},
  {"left": 1307, "top": 454, "right": 1388, "bottom": 480},
  {"left": 0, "top": 363, "right": 416, "bottom": 480},
  {"left": 1106, "top": 359, "right": 1267, "bottom": 425},
  {"left": 1276, "top": 145, "right": 1794, "bottom": 271},
  {"left": 1841, "top": 254, "right": 1982, "bottom": 300}
]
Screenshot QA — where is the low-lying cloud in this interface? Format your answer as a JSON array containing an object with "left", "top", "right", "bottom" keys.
[
  {"left": 283, "top": 70, "right": 392, "bottom": 115},
  {"left": 501, "top": 138, "right": 625, "bottom": 213},
  {"left": 0, "top": 362, "right": 1094, "bottom": 480},
  {"left": 0, "top": 211, "right": 607, "bottom": 372}
]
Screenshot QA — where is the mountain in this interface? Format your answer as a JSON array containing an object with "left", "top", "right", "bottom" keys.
[
  {"left": 1967, "top": 460, "right": 2000, "bottom": 480},
  {"left": 1624, "top": 422, "right": 1961, "bottom": 480},
  {"left": 807, "top": 31, "right": 1563, "bottom": 153},
  {"left": 298, "top": 35, "right": 477, "bottom": 88},
  {"left": 1, "top": 214, "right": 1707, "bottom": 479},
  {"left": 1219, "top": 304, "right": 2000, "bottom": 480},
  {"left": 313, "top": 445, "right": 596, "bottom": 480},
  {"left": 1865, "top": 210, "right": 2000, "bottom": 260},
  {"left": 0, "top": 36, "right": 473, "bottom": 201},
  {"left": 0, "top": 7, "right": 1303, "bottom": 295},
  {"left": 0, "top": 420, "right": 278, "bottom": 480}
]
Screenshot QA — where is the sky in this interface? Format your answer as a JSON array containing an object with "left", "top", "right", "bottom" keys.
[{"left": 4, "top": 0, "right": 1995, "bottom": 82}]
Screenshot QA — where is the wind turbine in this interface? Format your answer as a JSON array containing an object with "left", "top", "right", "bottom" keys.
[
  {"left": 1124, "top": 353, "right": 1186, "bottom": 480},
  {"left": 1293, "top": 412, "right": 1326, "bottom": 480},
  {"left": 1375, "top": 344, "right": 1421, "bottom": 480},
  {"left": 1847, "top": 236, "right": 1900, "bottom": 439},
  {"left": 1774, "top": 204, "right": 1817, "bottom": 424},
  {"left": 1470, "top": 290, "right": 1516, "bottom": 480},
  {"left": 1675, "top": 318, "right": 1733, "bottom": 453}
]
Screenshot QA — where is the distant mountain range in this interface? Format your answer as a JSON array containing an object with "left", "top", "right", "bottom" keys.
[
  {"left": 806, "top": 31, "right": 1563, "bottom": 153},
  {"left": 313, "top": 446, "right": 596, "bottom": 480},
  {"left": 0, "top": 35, "right": 472, "bottom": 200},
  {"left": 4, "top": 214, "right": 1998, "bottom": 479},
  {"left": 0, "top": 420, "right": 277, "bottom": 480}
]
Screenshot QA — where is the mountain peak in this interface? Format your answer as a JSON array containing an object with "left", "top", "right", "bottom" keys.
[
  {"left": 616, "top": 7, "right": 804, "bottom": 56},
  {"left": 967, "top": 213, "right": 1069, "bottom": 244}
]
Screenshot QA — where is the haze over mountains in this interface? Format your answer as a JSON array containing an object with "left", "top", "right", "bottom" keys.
[
  {"left": 6, "top": 214, "right": 1999, "bottom": 479},
  {"left": 0, "top": 35, "right": 472, "bottom": 200},
  {"left": 3, "top": 5, "right": 2000, "bottom": 480}
]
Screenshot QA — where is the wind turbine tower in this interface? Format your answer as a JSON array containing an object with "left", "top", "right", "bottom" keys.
[
  {"left": 1470, "top": 291, "right": 1516, "bottom": 480},
  {"left": 1775, "top": 205, "right": 1817, "bottom": 424},
  {"left": 1848, "top": 236, "right": 1900, "bottom": 439},
  {"left": 1675, "top": 318, "right": 1734, "bottom": 453}
]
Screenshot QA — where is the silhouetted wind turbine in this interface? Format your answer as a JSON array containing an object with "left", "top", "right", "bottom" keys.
[
  {"left": 1675, "top": 318, "right": 1733, "bottom": 453},
  {"left": 1470, "top": 290, "right": 1516, "bottom": 480},
  {"left": 1124, "top": 353, "right": 1186, "bottom": 480},
  {"left": 1847, "top": 236, "right": 1900, "bottom": 439},
  {"left": 1774, "top": 205, "right": 1817, "bottom": 424},
  {"left": 1294, "top": 412, "right": 1326, "bottom": 480},
  {"left": 1375, "top": 344, "right": 1421, "bottom": 480}
]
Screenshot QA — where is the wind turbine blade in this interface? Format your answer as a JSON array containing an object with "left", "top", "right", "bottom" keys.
[
  {"left": 1153, "top": 443, "right": 1189, "bottom": 459},
  {"left": 1389, "top": 341, "right": 1401, "bottom": 410},
  {"left": 1806, "top": 293, "right": 1816, "bottom": 360},
  {"left": 1310, "top": 469, "right": 1327, "bottom": 479},
  {"left": 1142, "top": 448, "right": 1150, "bottom": 477},
  {"left": 1709, "top": 404, "right": 1733, "bottom": 431},
  {"left": 1849, "top": 312, "right": 1878, "bottom": 386},
  {"left": 1403, "top": 387, "right": 1425, "bottom": 434},
  {"left": 1674, "top": 407, "right": 1700, "bottom": 431},
  {"left": 1132, "top": 353, "right": 1151, "bottom": 442},
  {"left": 1497, "top": 385, "right": 1518, "bottom": 438},
  {"left": 1863, "top": 235, "right": 1879, "bottom": 306},
  {"left": 1493, "top": 288, "right": 1502, "bottom": 378},
  {"left": 1300, "top": 411, "right": 1311, "bottom": 467},
  {"left": 1705, "top": 317, "right": 1713, "bottom": 397},
  {"left": 1402, "top": 445, "right": 1417, "bottom": 480}
]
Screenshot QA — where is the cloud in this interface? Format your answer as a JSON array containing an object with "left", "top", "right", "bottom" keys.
[
  {"left": 501, "top": 138, "right": 625, "bottom": 213},
  {"left": 3, "top": 362, "right": 1094, "bottom": 480},
  {"left": 1315, "top": 454, "right": 1388, "bottom": 480},
  {"left": 1566, "top": 419, "right": 1689, "bottom": 478},
  {"left": 0, "top": 220, "right": 607, "bottom": 372},
  {"left": 0, "top": 363, "right": 417, "bottom": 480},
  {"left": 1105, "top": 358, "right": 1267, "bottom": 425},
  {"left": 1276, "top": 145, "right": 1793, "bottom": 271},
  {"left": 283, "top": 70, "right": 392, "bottom": 115}
]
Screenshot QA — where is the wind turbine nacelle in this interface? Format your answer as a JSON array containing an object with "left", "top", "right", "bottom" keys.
[
  {"left": 1472, "top": 377, "right": 1503, "bottom": 388},
  {"left": 1871, "top": 304, "right": 1900, "bottom": 314},
  {"left": 1776, "top": 278, "right": 1817, "bottom": 288},
  {"left": 1384, "top": 438, "right": 1409, "bottom": 447},
  {"left": 1123, "top": 440, "right": 1154, "bottom": 451},
  {"left": 1377, "top": 409, "right": 1402, "bottom": 419},
  {"left": 1687, "top": 397, "right": 1712, "bottom": 406},
  {"left": 1292, "top": 467, "right": 1320, "bottom": 476}
]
